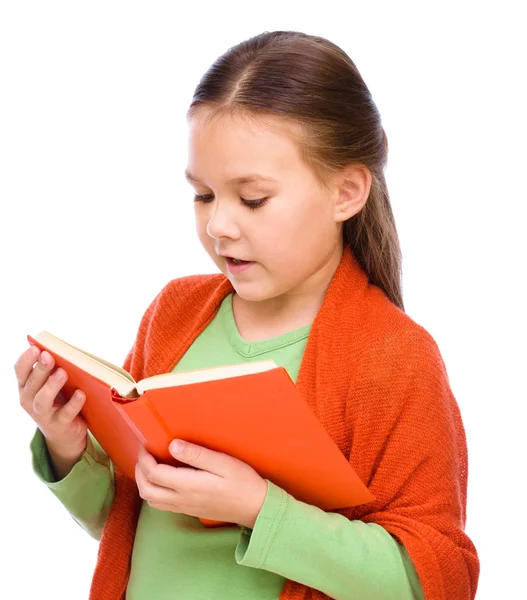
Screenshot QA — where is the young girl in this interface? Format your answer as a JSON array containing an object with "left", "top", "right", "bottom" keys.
[{"left": 16, "top": 30, "right": 479, "bottom": 599}]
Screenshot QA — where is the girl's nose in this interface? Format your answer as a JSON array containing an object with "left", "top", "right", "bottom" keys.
[{"left": 205, "top": 201, "right": 240, "bottom": 240}]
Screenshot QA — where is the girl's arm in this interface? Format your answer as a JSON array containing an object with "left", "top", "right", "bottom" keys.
[
  {"left": 236, "top": 332, "right": 477, "bottom": 600},
  {"left": 31, "top": 428, "right": 115, "bottom": 540},
  {"left": 236, "top": 480, "right": 423, "bottom": 600}
]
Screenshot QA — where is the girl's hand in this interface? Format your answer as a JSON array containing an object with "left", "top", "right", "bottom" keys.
[
  {"left": 15, "top": 345, "right": 88, "bottom": 463},
  {"left": 135, "top": 440, "right": 268, "bottom": 529}
]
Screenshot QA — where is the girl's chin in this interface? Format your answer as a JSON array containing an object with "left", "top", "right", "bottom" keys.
[{"left": 228, "top": 281, "right": 275, "bottom": 303}]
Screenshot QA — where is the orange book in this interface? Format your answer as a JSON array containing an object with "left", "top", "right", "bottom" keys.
[{"left": 28, "top": 331, "right": 374, "bottom": 526}]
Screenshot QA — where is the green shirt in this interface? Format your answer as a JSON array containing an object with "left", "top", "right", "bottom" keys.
[{"left": 31, "top": 292, "right": 424, "bottom": 599}]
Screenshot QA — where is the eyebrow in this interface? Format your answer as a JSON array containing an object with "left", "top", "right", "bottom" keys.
[{"left": 184, "top": 170, "right": 278, "bottom": 186}]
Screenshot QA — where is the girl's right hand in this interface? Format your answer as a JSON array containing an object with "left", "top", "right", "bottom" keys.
[{"left": 15, "top": 345, "right": 88, "bottom": 465}]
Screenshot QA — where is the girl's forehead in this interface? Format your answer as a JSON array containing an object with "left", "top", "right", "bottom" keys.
[
  {"left": 186, "top": 109, "right": 314, "bottom": 184},
  {"left": 189, "top": 109, "right": 302, "bottom": 144},
  {"left": 189, "top": 123, "right": 299, "bottom": 163}
]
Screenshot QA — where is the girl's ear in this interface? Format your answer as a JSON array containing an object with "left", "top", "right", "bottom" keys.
[{"left": 333, "top": 164, "right": 372, "bottom": 223}]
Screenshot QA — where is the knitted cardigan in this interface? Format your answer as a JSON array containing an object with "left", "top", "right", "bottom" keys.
[{"left": 88, "top": 248, "right": 479, "bottom": 600}]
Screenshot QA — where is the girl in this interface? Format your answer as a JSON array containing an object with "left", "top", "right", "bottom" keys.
[{"left": 16, "top": 30, "right": 479, "bottom": 599}]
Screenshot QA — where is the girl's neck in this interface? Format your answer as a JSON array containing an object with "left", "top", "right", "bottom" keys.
[
  {"left": 232, "top": 293, "right": 319, "bottom": 343},
  {"left": 232, "top": 275, "right": 333, "bottom": 343},
  {"left": 231, "top": 250, "right": 343, "bottom": 343}
]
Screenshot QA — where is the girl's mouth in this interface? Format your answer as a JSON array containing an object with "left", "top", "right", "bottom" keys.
[{"left": 225, "top": 257, "right": 255, "bottom": 274}]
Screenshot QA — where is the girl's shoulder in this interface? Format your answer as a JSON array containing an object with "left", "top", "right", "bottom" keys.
[
  {"left": 154, "top": 272, "right": 228, "bottom": 305},
  {"left": 166, "top": 272, "right": 226, "bottom": 293},
  {"left": 360, "top": 283, "right": 446, "bottom": 376},
  {"left": 136, "top": 272, "right": 231, "bottom": 329}
]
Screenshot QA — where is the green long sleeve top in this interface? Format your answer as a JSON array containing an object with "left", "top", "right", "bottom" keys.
[{"left": 31, "top": 292, "right": 424, "bottom": 599}]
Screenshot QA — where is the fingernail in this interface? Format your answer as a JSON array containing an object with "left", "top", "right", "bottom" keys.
[
  {"left": 170, "top": 440, "right": 183, "bottom": 454},
  {"left": 41, "top": 351, "right": 50, "bottom": 365},
  {"left": 29, "top": 346, "right": 39, "bottom": 358}
]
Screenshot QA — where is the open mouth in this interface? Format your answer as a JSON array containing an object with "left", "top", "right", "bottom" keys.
[
  {"left": 224, "top": 257, "right": 255, "bottom": 272},
  {"left": 227, "top": 257, "right": 251, "bottom": 265}
]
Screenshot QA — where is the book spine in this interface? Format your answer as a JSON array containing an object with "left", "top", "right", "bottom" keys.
[
  {"left": 111, "top": 388, "right": 141, "bottom": 404},
  {"left": 143, "top": 395, "right": 175, "bottom": 445},
  {"left": 115, "top": 396, "right": 176, "bottom": 464}
]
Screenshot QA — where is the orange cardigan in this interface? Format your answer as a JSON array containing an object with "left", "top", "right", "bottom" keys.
[{"left": 89, "top": 248, "right": 479, "bottom": 600}]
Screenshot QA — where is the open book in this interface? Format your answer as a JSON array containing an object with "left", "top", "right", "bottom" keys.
[
  {"left": 32, "top": 331, "right": 280, "bottom": 399},
  {"left": 28, "top": 331, "right": 374, "bottom": 526}
]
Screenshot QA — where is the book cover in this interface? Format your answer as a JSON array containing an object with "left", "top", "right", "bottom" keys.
[{"left": 28, "top": 333, "right": 375, "bottom": 525}]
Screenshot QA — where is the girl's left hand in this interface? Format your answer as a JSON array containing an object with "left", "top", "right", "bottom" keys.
[{"left": 135, "top": 440, "right": 268, "bottom": 529}]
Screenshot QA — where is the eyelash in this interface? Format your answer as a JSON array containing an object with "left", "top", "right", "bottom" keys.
[{"left": 193, "top": 194, "right": 269, "bottom": 210}]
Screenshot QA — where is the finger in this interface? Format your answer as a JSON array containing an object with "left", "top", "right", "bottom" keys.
[
  {"left": 135, "top": 461, "right": 154, "bottom": 500},
  {"left": 137, "top": 443, "right": 158, "bottom": 472},
  {"left": 135, "top": 461, "right": 179, "bottom": 503},
  {"left": 53, "top": 389, "right": 86, "bottom": 426},
  {"left": 136, "top": 445, "right": 184, "bottom": 489},
  {"left": 153, "top": 462, "right": 215, "bottom": 492},
  {"left": 145, "top": 502, "right": 178, "bottom": 513},
  {"left": 136, "top": 444, "right": 207, "bottom": 490},
  {"left": 14, "top": 345, "right": 41, "bottom": 390},
  {"left": 169, "top": 440, "right": 231, "bottom": 477},
  {"left": 136, "top": 444, "right": 166, "bottom": 486},
  {"left": 32, "top": 367, "right": 69, "bottom": 417},
  {"left": 22, "top": 350, "right": 56, "bottom": 401}
]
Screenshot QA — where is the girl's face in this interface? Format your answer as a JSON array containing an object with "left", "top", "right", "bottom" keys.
[{"left": 186, "top": 112, "right": 346, "bottom": 304}]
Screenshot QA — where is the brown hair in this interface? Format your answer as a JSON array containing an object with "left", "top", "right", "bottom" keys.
[{"left": 187, "top": 30, "right": 404, "bottom": 311}]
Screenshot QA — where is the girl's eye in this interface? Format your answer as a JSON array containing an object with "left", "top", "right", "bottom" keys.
[{"left": 193, "top": 194, "right": 269, "bottom": 210}]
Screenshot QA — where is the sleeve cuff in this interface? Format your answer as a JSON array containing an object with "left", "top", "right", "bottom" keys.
[
  {"left": 30, "top": 428, "right": 101, "bottom": 490},
  {"left": 236, "top": 479, "right": 289, "bottom": 567},
  {"left": 234, "top": 480, "right": 425, "bottom": 599}
]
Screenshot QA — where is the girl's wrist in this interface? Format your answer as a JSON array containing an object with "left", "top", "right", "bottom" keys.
[
  {"left": 237, "top": 478, "right": 268, "bottom": 529},
  {"left": 45, "top": 437, "right": 87, "bottom": 481}
]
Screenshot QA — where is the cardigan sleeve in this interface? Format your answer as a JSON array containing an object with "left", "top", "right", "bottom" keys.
[
  {"left": 235, "top": 480, "right": 424, "bottom": 599},
  {"left": 30, "top": 428, "right": 115, "bottom": 540}
]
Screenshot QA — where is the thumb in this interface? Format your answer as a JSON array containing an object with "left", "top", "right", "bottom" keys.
[{"left": 169, "top": 440, "right": 228, "bottom": 475}]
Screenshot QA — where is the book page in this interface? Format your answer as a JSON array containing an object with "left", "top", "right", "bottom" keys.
[
  {"left": 138, "top": 360, "right": 278, "bottom": 393},
  {"left": 34, "top": 331, "right": 137, "bottom": 397}
]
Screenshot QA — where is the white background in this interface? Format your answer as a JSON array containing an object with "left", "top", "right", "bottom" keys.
[{"left": 1, "top": 1, "right": 525, "bottom": 598}]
